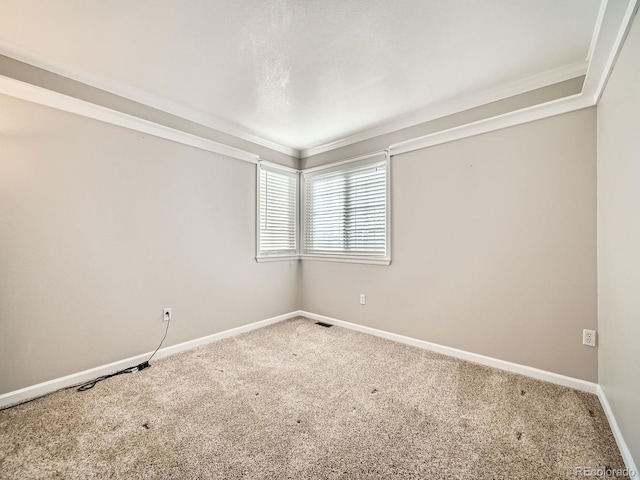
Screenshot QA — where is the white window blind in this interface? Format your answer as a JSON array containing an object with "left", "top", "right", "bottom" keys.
[
  {"left": 257, "top": 164, "right": 297, "bottom": 258},
  {"left": 303, "top": 153, "right": 389, "bottom": 261}
]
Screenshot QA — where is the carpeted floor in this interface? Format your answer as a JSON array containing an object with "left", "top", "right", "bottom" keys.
[{"left": 0, "top": 317, "right": 628, "bottom": 479}]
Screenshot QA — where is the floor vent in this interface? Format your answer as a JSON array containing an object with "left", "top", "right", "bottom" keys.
[{"left": 315, "top": 322, "right": 333, "bottom": 328}]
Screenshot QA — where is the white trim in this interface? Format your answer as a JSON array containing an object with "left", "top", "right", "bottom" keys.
[
  {"left": 0, "top": 0, "right": 640, "bottom": 163},
  {"left": 299, "top": 60, "right": 589, "bottom": 158},
  {"left": 296, "top": 163, "right": 303, "bottom": 257},
  {"left": 256, "top": 150, "right": 390, "bottom": 266},
  {"left": 293, "top": 0, "right": 637, "bottom": 188},
  {"left": 389, "top": 94, "right": 592, "bottom": 157},
  {"left": 299, "top": 311, "right": 599, "bottom": 394},
  {"left": 0, "top": 311, "right": 301, "bottom": 409},
  {"left": 255, "top": 255, "right": 300, "bottom": 263},
  {"left": 0, "top": 38, "right": 588, "bottom": 161},
  {"left": 258, "top": 159, "right": 300, "bottom": 174},
  {"left": 385, "top": 150, "right": 392, "bottom": 265},
  {"left": 581, "top": 0, "right": 639, "bottom": 103},
  {"left": 0, "top": 74, "right": 261, "bottom": 164},
  {"left": 596, "top": 386, "right": 639, "bottom": 475},
  {"left": 255, "top": 163, "right": 261, "bottom": 261},
  {"left": 4, "top": 307, "right": 626, "bottom": 467},
  {"left": 298, "top": 0, "right": 635, "bottom": 159},
  {"left": 300, "top": 255, "right": 391, "bottom": 266},
  {"left": 302, "top": 150, "right": 388, "bottom": 174},
  {"left": 256, "top": 163, "right": 299, "bottom": 259},
  {"left": 587, "top": 0, "right": 609, "bottom": 64},
  {"left": 301, "top": 152, "right": 391, "bottom": 264},
  {"left": 0, "top": 40, "right": 299, "bottom": 158},
  {"left": 0, "top": 0, "right": 634, "bottom": 161},
  {"left": 590, "top": 0, "right": 640, "bottom": 103},
  {"left": 256, "top": 255, "right": 393, "bottom": 266},
  {"left": 0, "top": 309, "right": 599, "bottom": 410},
  {"left": 2, "top": 308, "right": 632, "bottom": 470}
]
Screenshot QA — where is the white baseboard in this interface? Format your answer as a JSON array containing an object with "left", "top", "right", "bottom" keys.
[
  {"left": 302, "top": 312, "right": 640, "bottom": 468},
  {"left": 0, "top": 311, "right": 300, "bottom": 409},
  {"left": 4, "top": 308, "right": 634, "bottom": 473},
  {"left": 299, "top": 310, "right": 599, "bottom": 394},
  {"left": 596, "top": 386, "right": 638, "bottom": 475}
]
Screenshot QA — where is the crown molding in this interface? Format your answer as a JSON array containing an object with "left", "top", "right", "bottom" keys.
[
  {"left": 302, "top": 0, "right": 637, "bottom": 159},
  {"left": 0, "top": 40, "right": 299, "bottom": 158},
  {"left": 0, "top": 73, "right": 260, "bottom": 164},
  {"left": 388, "top": 94, "right": 592, "bottom": 157},
  {"left": 299, "top": 60, "right": 589, "bottom": 158},
  {"left": 583, "top": 0, "right": 639, "bottom": 104},
  {"left": 0, "top": 0, "right": 635, "bottom": 162},
  {"left": 587, "top": 0, "right": 609, "bottom": 63}
]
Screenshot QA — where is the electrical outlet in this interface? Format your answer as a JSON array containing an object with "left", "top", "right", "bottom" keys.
[
  {"left": 163, "top": 308, "right": 172, "bottom": 322},
  {"left": 360, "top": 294, "right": 366, "bottom": 305},
  {"left": 583, "top": 329, "right": 596, "bottom": 347}
]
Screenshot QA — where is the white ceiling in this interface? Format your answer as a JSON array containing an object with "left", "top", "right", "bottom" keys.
[{"left": 0, "top": 0, "right": 602, "bottom": 152}]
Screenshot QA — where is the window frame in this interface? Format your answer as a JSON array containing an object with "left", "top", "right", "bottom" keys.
[
  {"left": 255, "top": 161, "right": 300, "bottom": 262},
  {"left": 300, "top": 151, "right": 391, "bottom": 266}
]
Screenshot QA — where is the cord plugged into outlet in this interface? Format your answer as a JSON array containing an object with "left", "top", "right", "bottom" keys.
[
  {"left": 74, "top": 309, "right": 171, "bottom": 392},
  {"left": 583, "top": 329, "right": 597, "bottom": 347}
]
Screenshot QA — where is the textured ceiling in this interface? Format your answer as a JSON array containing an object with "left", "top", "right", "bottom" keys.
[{"left": 0, "top": 0, "right": 602, "bottom": 150}]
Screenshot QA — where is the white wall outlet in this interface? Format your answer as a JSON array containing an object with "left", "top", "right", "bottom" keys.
[
  {"left": 360, "top": 294, "right": 366, "bottom": 305},
  {"left": 163, "top": 308, "right": 172, "bottom": 322},
  {"left": 583, "top": 329, "right": 596, "bottom": 347}
]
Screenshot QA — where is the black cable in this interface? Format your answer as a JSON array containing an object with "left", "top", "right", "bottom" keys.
[
  {"left": 76, "top": 365, "right": 139, "bottom": 392},
  {"left": 146, "top": 314, "right": 170, "bottom": 363},
  {"left": 0, "top": 318, "right": 172, "bottom": 410},
  {"left": 76, "top": 316, "right": 171, "bottom": 392}
]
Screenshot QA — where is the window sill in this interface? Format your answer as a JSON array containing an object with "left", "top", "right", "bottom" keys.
[
  {"left": 300, "top": 255, "right": 391, "bottom": 266},
  {"left": 256, "top": 255, "right": 391, "bottom": 265},
  {"left": 255, "top": 255, "right": 300, "bottom": 263}
]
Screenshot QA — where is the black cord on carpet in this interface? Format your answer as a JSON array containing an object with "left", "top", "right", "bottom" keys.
[
  {"left": 0, "top": 317, "right": 172, "bottom": 411},
  {"left": 76, "top": 316, "right": 171, "bottom": 391}
]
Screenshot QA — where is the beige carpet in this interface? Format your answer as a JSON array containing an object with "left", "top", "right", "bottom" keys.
[{"left": 0, "top": 317, "right": 628, "bottom": 479}]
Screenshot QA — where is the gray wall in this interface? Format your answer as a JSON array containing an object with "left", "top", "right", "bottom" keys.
[
  {"left": 0, "top": 64, "right": 602, "bottom": 394},
  {"left": 0, "top": 93, "right": 299, "bottom": 394},
  {"left": 301, "top": 108, "right": 598, "bottom": 382},
  {"left": 597, "top": 12, "right": 640, "bottom": 466}
]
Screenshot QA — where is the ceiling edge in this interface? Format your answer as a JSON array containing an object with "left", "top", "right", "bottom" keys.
[
  {"left": 386, "top": 0, "right": 637, "bottom": 159},
  {"left": 299, "top": 60, "right": 589, "bottom": 158},
  {"left": 0, "top": 39, "right": 300, "bottom": 159},
  {"left": 0, "top": 73, "right": 261, "bottom": 164},
  {"left": 585, "top": 0, "right": 639, "bottom": 104},
  {"left": 303, "top": 0, "right": 636, "bottom": 159},
  {"left": 0, "top": 0, "right": 634, "bottom": 163},
  {"left": 388, "top": 94, "right": 593, "bottom": 157}
]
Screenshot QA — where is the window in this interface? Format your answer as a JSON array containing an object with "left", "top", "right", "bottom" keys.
[
  {"left": 302, "top": 152, "right": 390, "bottom": 264},
  {"left": 256, "top": 163, "right": 298, "bottom": 260}
]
